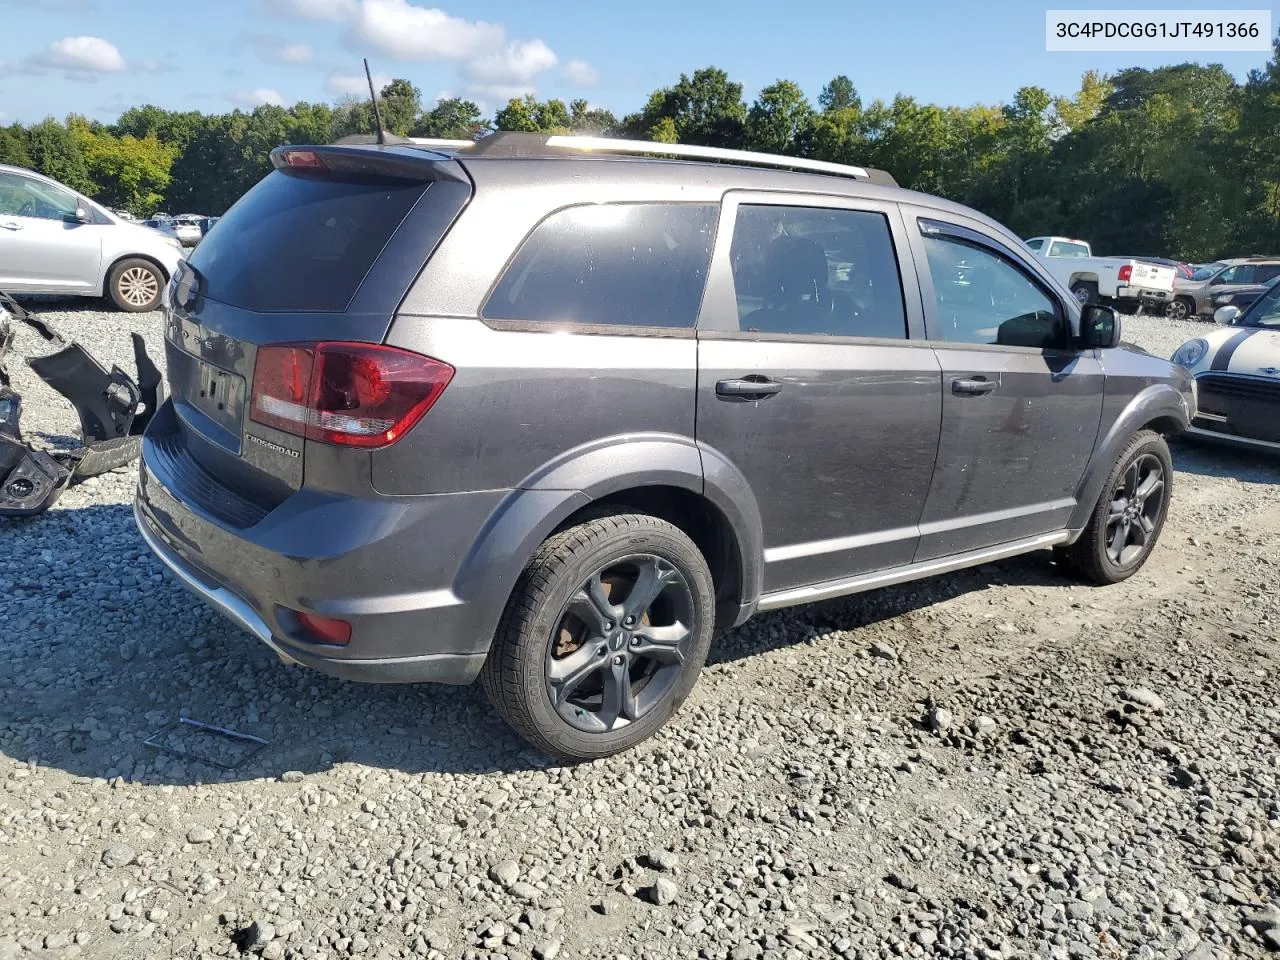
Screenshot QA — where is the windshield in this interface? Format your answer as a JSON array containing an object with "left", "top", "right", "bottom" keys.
[
  {"left": 1237, "top": 279, "right": 1280, "bottom": 328},
  {"left": 1191, "top": 265, "right": 1219, "bottom": 281}
]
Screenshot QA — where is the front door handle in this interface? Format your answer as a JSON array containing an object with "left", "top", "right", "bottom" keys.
[
  {"left": 0, "top": 221, "right": 23, "bottom": 231},
  {"left": 716, "top": 377, "right": 783, "bottom": 401},
  {"left": 952, "top": 377, "right": 997, "bottom": 396}
]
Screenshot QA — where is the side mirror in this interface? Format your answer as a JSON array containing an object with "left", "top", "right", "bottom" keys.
[
  {"left": 64, "top": 207, "right": 91, "bottom": 224},
  {"left": 1214, "top": 305, "right": 1241, "bottom": 325},
  {"left": 1080, "top": 304, "right": 1121, "bottom": 349}
]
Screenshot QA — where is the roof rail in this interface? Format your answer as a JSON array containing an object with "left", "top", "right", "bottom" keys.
[
  {"left": 545, "top": 135, "right": 895, "bottom": 185},
  {"left": 405, "top": 132, "right": 897, "bottom": 186}
]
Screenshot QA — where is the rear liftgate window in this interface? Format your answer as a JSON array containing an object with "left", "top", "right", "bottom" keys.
[
  {"left": 484, "top": 203, "right": 719, "bottom": 329},
  {"left": 187, "top": 169, "right": 429, "bottom": 313}
]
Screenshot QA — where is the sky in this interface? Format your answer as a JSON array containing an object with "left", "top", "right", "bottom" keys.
[{"left": 0, "top": 0, "right": 1274, "bottom": 126}]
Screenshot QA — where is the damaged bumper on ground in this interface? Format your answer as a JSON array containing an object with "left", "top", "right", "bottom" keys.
[{"left": 0, "top": 291, "right": 163, "bottom": 517}]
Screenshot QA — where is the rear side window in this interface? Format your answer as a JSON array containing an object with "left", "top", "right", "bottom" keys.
[
  {"left": 484, "top": 203, "right": 718, "bottom": 329},
  {"left": 729, "top": 205, "right": 906, "bottom": 339},
  {"left": 188, "top": 169, "right": 428, "bottom": 313}
]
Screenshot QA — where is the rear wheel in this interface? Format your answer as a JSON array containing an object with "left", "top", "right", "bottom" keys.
[
  {"left": 1070, "top": 281, "right": 1099, "bottom": 307},
  {"left": 1165, "top": 297, "right": 1195, "bottom": 322},
  {"left": 107, "top": 258, "right": 164, "bottom": 312},
  {"left": 481, "top": 513, "right": 715, "bottom": 761},
  {"left": 1058, "top": 430, "right": 1172, "bottom": 585}
]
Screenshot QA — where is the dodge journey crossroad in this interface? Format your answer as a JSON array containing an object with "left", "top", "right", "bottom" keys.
[{"left": 135, "top": 133, "right": 1195, "bottom": 760}]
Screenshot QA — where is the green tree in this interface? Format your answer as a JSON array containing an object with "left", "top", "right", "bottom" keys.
[
  {"left": 23, "top": 118, "right": 94, "bottom": 194},
  {"left": 622, "top": 67, "right": 747, "bottom": 147},
  {"left": 69, "top": 115, "right": 173, "bottom": 215},
  {"left": 413, "top": 98, "right": 491, "bottom": 139},
  {"left": 745, "top": 80, "right": 814, "bottom": 154},
  {"left": 569, "top": 99, "right": 618, "bottom": 134},
  {"left": 0, "top": 125, "right": 33, "bottom": 168},
  {"left": 818, "top": 75, "right": 860, "bottom": 113},
  {"left": 495, "top": 96, "right": 572, "bottom": 133}
]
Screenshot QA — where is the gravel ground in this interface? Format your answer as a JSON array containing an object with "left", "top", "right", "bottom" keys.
[{"left": 2, "top": 301, "right": 1278, "bottom": 960}]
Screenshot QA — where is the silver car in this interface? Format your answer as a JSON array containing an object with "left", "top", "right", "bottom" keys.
[
  {"left": 0, "top": 163, "right": 185, "bottom": 312},
  {"left": 1168, "top": 257, "right": 1280, "bottom": 321}
]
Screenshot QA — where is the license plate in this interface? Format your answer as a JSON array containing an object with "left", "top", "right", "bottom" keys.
[
  {"left": 190, "top": 359, "right": 246, "bottom": 439},
  {"left": 1231, "top": 399, "right": 1280, "bottom": 442}
]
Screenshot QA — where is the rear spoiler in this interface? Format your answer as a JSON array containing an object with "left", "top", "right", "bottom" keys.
[{"left": 268, "top": 144, "right": 468, "bottom": 183}]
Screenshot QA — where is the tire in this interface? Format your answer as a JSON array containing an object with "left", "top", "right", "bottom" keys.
[
  {"left": 1070, "top": 281, "right": 1099, "bottom": 307},
  {"left": 1058, "top": 430, "right": 1172, "bottom": 586},
  {"left": 1165, "top": 297, "right": 1194, "bottom": 322},
  {"left": 107, "top": 258, "right": 164, "bottom": 312},
  {"left": 481, "top": 513, "right": 715, "bottom": 761}
]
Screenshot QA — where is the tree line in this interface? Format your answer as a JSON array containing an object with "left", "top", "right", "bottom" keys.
[{"left": 1, "top": 38, "right": 1277, "bottom": 262}]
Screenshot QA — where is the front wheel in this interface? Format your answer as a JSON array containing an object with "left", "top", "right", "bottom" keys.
[
  {"left": 481, "top": 513, "right": 715, "bottom": 761},
  {"left": 1058, "top": 430, "right": 1172, "bottom": 585},
  {"left": 107, "top": 258, "right": 164, "bottom": 312}
]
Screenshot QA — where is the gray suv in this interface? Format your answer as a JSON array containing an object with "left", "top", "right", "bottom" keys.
[{"left": 134, "top": 133, "right": 1195, "bottom": 760}]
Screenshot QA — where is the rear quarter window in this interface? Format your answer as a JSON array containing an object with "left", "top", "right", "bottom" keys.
[
  {"left": 483, "top": 203, "right": 719, "bottom": 329},
  {"left": 188, "top": 169, "right": 429, "bottom": 313}
]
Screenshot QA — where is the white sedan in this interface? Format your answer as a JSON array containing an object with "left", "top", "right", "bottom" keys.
[{"left": 1171, "top": 285, "right": 1280, "bottom": 453}]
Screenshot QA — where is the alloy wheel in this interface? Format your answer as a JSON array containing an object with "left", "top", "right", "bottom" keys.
[
  {"left": 1105, "top": 453, "right": 1165, "bottom": 567},
  {"left": 1166, "top": 299, "right": 1189, "bottom": 321},
  {"left": 118, "top": 267, "right": 159, "bottom": 307},
  {"left": 545, "top": 555, "right": 694, "bottom": 734}
]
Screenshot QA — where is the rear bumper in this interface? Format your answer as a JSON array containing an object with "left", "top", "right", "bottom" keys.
[
  {"left": 1116, "top": 285, "right": 1171, "bottom": 303},
  {"left": 134, "top": 433, "right": 507, "bottom": 684}
]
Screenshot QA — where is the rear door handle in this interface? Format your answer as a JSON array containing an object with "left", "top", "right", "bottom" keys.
[
  {"left": 951, "top": 377, "right": 997, "bottom": 396},
  {"left": 716, "top": 377, "right": 783, "bottom": 401},
  {"left": 0, "top": 221, "right": 23, "bottom": 231}
]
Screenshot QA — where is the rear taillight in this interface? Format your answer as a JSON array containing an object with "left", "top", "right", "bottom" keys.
[
  {"left": 250, "top": 342, "right": 453, "bottom": 448},
  {"left": 1118, "top": 264, "right": 1133, "bottom": 282}
]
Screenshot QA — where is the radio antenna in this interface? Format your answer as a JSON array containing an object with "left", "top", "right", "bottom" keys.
[{"left": 364, "top": 58, "right": 386, "bottom": 145}]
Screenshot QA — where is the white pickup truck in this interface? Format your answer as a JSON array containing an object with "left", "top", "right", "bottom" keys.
[{"left": 1024, "top": 236, "right": 1177, "bottom": 310}]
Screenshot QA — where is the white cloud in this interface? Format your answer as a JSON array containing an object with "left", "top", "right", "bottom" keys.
[
  {"left": 261, "top": 0, "right": 355, "bottom": 20},
  {"left": 464, "top": 38, "right": 556, "bottom": 87},
  {"left": 561, "top": 59, "right": 598, "bottom": 87},
  {"left": 350, "top": 0, "right": 504, "bottom": 61},
  {"left": 30, "top": 36, "right": 126, "bottom": 73},
  {"left": 325, "top": 70, "right": 392, "bottom": 96},
  {"left": 279, "top": 43, "right": 313, "bottom": 63},
  {"left": 227, "top": 87, "right": 288, "bottom": 107},
  {"left": 243, "top": 33, "right": 314, "bottom": 64}
]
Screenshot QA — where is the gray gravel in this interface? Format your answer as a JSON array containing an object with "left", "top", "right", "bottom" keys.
[
  {"left": 2, "top": 301, "right": 1278, "bottom": 960},
  {"left": 1122, "top": 309, "right": 1215, "bottom": 362}
]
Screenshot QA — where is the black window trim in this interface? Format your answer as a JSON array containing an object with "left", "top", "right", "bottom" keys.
[
  {"left": 911, "top": 214, "right": 1077, "bottom": 353},
  {"left": 696, "top": 190, "right": 926, "bottom": 342},
  {"left": 477, "top": 200, "right": 721, "bottom": 338}
]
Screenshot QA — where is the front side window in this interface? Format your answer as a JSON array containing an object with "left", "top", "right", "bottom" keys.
[
  {"left": 1024, "top": 238, "right": 1044, "bottom": 252},
  {"left": 1215, "top": 264, "right": 1253, "bottom": 285},
  {"left": 1048, "top": 240, "right": 1090, "bottom": 258},
  {"left": 0, "top": 172, "right": 78, "bottom": 221},
  {"left": 920, "top": 227, "right": 1065, "bottom": 348},
  {"left": 728, "top": 205, "right": 906, "bottom": 339},
  {"left": 484, "top": 203, "right": 718, "bottom": 329}
]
